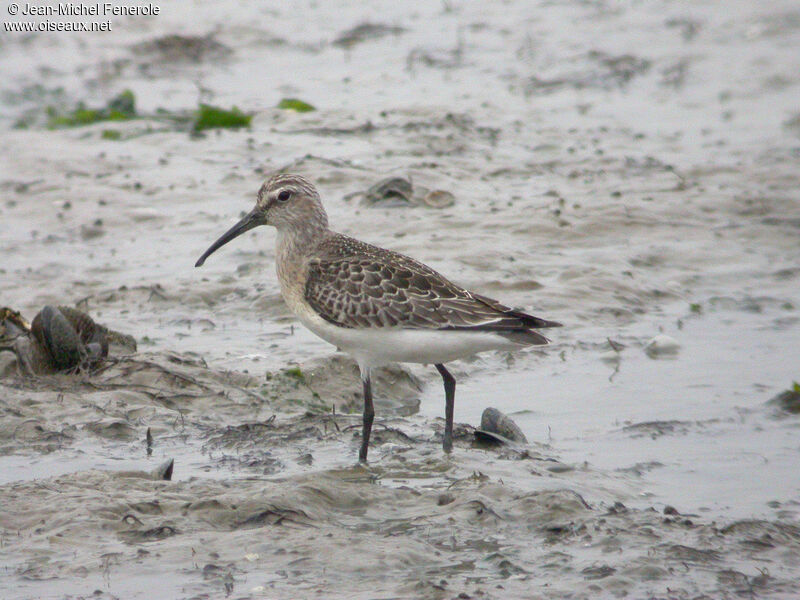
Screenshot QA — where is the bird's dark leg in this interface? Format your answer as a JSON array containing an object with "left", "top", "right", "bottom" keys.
[
  {"left": 435, "top": 363, "right": 456, "bottom": 453},
  {"left": 359, "top": 370, "right": 375, "bottom": 462}
]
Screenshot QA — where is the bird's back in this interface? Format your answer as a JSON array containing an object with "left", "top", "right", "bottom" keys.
[{"left": 304, "top": 232, "right": 560, "bottom": 344}]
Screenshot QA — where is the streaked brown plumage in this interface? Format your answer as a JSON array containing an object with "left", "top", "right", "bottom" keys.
[{"left": 306, "top": 234, "right": 558, "bottom": 343}]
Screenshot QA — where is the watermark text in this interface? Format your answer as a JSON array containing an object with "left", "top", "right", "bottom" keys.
[
  {"left": 7, "top": 3, "right": 159, "bottom": 16},
  {"left": 5, "top": 2, "right": 160, "bottom": 33}
]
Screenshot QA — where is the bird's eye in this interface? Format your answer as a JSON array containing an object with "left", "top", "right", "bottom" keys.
[{"left": 277, "top": 190, "right": 292, "bottom": 203}]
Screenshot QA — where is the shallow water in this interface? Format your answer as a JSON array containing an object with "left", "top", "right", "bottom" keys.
[
  {"left": 418, "top": 305, "right": 800, "bottom": 519},
  {"left": 2, "top": 0, "right": 800, "bottom": 598}
]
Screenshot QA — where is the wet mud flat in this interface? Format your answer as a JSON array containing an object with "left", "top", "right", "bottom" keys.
[
  {"left": 2, "top": 0, "right": 800, "bottom": 598},
  {"left": 2, "top": 352, "right": 800, "bottom": 600}
]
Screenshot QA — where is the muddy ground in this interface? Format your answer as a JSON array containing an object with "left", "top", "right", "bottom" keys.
[{"left": 1, "top": 0, "right": 799, "bottom": 598}]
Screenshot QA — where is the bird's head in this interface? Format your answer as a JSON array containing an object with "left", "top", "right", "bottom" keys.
[{"left": 195, "top": 173, "right": 327, "bottom": 267}]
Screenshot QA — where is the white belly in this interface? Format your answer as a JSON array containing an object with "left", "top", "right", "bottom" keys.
[
  {"left": 295, "top": 307, "right": 523, "bottom": 369},
  {"left": 275, "top": 258, "right": 527, "bottom": 371}
]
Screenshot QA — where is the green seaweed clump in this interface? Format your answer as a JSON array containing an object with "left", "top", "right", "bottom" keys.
[
  {"left": 277, "top": 98, "right": 316, "bottom": 113},
  {"left": 284, "top": 366, "right": 305, "bottom": 381},
  {"left": 767, "top": 381, "right": 800, "bottom": 416},
  {"left": 107, "top": 89, "right": 136, "bottom": 116},
  {"left": 193, "top": 104, "right": 252, "bottom": 131},
  {"left": 47, "top": 89, "right": 137, "bottom": 129}
]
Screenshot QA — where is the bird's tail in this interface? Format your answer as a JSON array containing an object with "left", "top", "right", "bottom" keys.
[{"left": 498, "top": 328, "right": 552, "bottom": 346}]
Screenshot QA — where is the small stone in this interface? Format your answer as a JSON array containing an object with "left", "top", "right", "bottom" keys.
[
  {"left": 80, "top": 221, "right": 105, "bottom": 240},
  {"left": 599, "top": 350, "right": 621, "bottom": 363},
  {"left": 644, "top": 334, "right": 680, "bottom": 357},
  {"left": 546, "top": 462, "right": 574, "bottom": 473},
  {"left": 153, "top": 458, "right": 174, "bottom": 481},
  {"left": 609, "top": 501, "right": 627, "bottom": 514},
  {"left": 422, "top": 189, "right": 455, "bottom": 208},
  {"left": 437, "top": 493, "right": 455, "bottom": 506}
]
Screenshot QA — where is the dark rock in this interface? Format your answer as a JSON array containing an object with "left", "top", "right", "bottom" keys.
[
  {"left": 0, "top": 305, "right": 126, "bottom": 375},
  {"left": 477, "top": 407, "right": 528, "bottom": 444},
  {"left": 32, "top": 306, "right": 86, "bottom": 370},
  {"left": 364, "top": 177, "right": 414, "bottom": 206}
]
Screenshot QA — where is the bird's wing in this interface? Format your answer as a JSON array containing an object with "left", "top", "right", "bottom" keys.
[{"left": 304, "top": 236, "right": 560, "bottom": 335}]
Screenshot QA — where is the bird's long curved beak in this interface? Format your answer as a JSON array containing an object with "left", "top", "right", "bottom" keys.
[{"left": 195, "top": 207, "right": 264, "bottom": 267}]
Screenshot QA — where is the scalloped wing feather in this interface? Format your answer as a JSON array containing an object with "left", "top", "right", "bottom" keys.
[{"left": 304, "top": 235, "right": 559, "bottom": 342}]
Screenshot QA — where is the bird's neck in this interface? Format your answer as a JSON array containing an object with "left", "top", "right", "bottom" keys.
[
  {"left": 276, "top": 221, "right": 327, "bottom": 260},
  {"left": 275, "top": 223, "right": 329, "bottom": 298}
]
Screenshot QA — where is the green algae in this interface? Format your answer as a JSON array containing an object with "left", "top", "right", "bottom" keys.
[
  {"left": 193, "top": 104, "right": 252, "bottom": 131},
  {"left": 47, "top": 89, "right": 137, "bottom": 129},
  {"left": 277, "top": 98, "right": 316, "bottom": 112}
]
